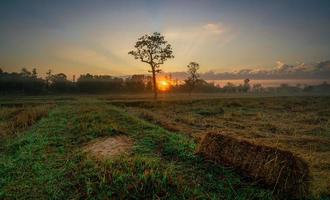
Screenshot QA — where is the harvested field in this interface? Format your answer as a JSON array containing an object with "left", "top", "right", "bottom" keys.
[
  {"left": 1, "top": 95, "right": 329, "bottom": 199},
  {"left": 0, "top": 98, "right": 272, "bottom": 199},
  {"left": 120, "top": 96, "right": 330, "bottom": 197},
  {"left": 197, "top": 132, "right": 310, "bottom": 199},
  {"left": 0, "top": 104, "right": 53, "bottom": 139}
]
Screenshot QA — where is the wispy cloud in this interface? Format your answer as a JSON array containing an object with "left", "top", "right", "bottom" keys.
[
  {"left": 203, "top": 23, "right": 225, "bottom": 35},
  {"left": 164, "top": 22, "right": 229, "bottom": 41}
]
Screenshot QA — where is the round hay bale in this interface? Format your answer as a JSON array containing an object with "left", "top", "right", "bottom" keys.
[{"left": 196, "top": 132, "right": 311, "bottom": 199}]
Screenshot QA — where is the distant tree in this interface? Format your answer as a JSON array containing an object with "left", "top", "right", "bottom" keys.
[
  {"left": 51, "top": 73, "right": 67, "bottom": 82},
  {"left": 194, "top": 79, "right": 219, "bottom": 93},
  {"left": 45, "top": 69, "right": 52, "bottom": 89},
  {"left": 277, "top": 83, "right": 301, "bottom": 93},
  {"left": 304, "top": 81, "right": 330, "bottom": 93},
  {"left": 223, "top": 82, "right": 236, "bottom": 93},
  {"left": 76, "top": 73, "right": 123, "bottom": 93},
  {"left": 50, "top": 73, "right": 73, "bottom": 92},
  {"left": 243, "top": 78, "right": 251, "bottom": 92},
  {"left": 20, "top": 68, "right": 32, "bottom": 77},
  {"left": 125, "top": 75, "right": 148, "bottom": 93},
  {"left": 128, "top": 32, "right": 174, "bottom": 99},
  {"left": 32, "top": 68, "right": 37, "bottom": 78},
  {"left": 0, "top": 68, "right": 3, "bottom": 74},
  {"left": 185, "top": 62, "right": 200, "bottom": 95},
  {"left": 0, "top": 68, "right": 45, "bottom": 94}
]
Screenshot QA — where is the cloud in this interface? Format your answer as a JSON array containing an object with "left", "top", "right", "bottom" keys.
[
  {"left": 276, "top": 61, "right": 292, "bottom": 72},
  {"left": 315, "top": 60, "right": 330, "bottom": 71},
  {"left": 168, "top": 60, "right": 330, "bottom": 80},
  {"left": 164, "top": 22, "right": 228, "bottom": 41},
  {"left": 274, "top": 61, "right": 310, "bottom": 73},
  {"left": 230, "top": 60, "right": 330, "bottom": 79},
  {"left": 203, "top": 23, "right": 225, "bottom": 35}
]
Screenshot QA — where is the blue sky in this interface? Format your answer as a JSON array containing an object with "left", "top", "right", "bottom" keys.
[{"left": 0, "top": 0, "right": 330, "bottom": 77}]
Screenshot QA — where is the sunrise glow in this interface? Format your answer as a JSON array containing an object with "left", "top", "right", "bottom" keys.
[{"left": 158, "top": 80, "right": 171, "bottom": 91}]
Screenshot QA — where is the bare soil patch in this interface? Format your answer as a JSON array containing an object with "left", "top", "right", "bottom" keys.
[{"left": 83, "top": 135, "right": 133, "bottom": 159}]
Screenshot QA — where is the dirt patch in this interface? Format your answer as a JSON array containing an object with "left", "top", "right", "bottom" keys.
[{"left": 83, "top": 135, "right": 133, "bottom": 159}]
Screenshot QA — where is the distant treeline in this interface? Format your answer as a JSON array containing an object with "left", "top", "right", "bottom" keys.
[{"left": 0, "top": 68, "right": 329, "bottom": 95}]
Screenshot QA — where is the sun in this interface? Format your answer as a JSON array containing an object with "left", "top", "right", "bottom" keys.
[{"left": 158, "top": 80, "right": 170, "bottom": 91}]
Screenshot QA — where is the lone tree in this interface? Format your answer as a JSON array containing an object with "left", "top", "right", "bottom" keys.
[
  {"left": 129, "top": 32, "right": 174, "bottom": 99},
  {"left": 242, "top": 78, "right": 250, "bottom": 92},
  {"left": 185, "top": 62, "right": 200, "bottom": 95}
]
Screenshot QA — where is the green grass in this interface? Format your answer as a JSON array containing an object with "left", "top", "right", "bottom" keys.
[{"left": 0, "top": 101, "right": 272, "bottom": 199}]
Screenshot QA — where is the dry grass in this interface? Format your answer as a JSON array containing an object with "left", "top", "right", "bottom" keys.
[
  {"left": 254, "top": 135, "right": 330, "bottom": 197},
  {"left": 197, "top": 132, "right": 311, "bottom": 199},
  {"left": 138, "top": 110, "right": 181, "bottom": 132},
  {"left": 0, "top": 105, "right": 53, "bottom": 138},
  {"left": 119, "top": 96, "right": 330, "bottom": 197}
]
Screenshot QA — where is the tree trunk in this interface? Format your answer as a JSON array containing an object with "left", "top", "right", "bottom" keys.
[{"left": 151, "top": 65, "right": 158, "bottom": 99}]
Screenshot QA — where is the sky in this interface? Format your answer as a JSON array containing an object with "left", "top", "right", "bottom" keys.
[{"left": 0, "top": 0, "right": 330, "bottom": 79}]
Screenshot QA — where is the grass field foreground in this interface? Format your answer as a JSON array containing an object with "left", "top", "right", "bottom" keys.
[{"left": 0, "top": 100, "right": 272, "bottom": 199}]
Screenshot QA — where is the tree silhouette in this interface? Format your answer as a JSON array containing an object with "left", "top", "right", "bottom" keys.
[
  {"left": 20, "top": 68, "right": 32, "bottom": 77},
  {"left": 45, "top": 69, "right": 52, "bottom": 89},
  {"left": 185, "top": 62, "right": 200, "bottom": 95},
  {"left": 32, "top": 68, "right": 37, "bottom": 78},
  {"left": 243, "top": 78, "right": 251, "bottom": 92},
  {"left": 128, "top": 32, "right": 174, "bottom": 99}
]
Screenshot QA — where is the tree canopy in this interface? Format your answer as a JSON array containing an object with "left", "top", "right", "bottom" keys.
[
  {"left": 185, "top": 62, "right": 200, "bottom": 94},
  {"left": 128, "top": 32, "right": 174, "bottom": 99}
]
